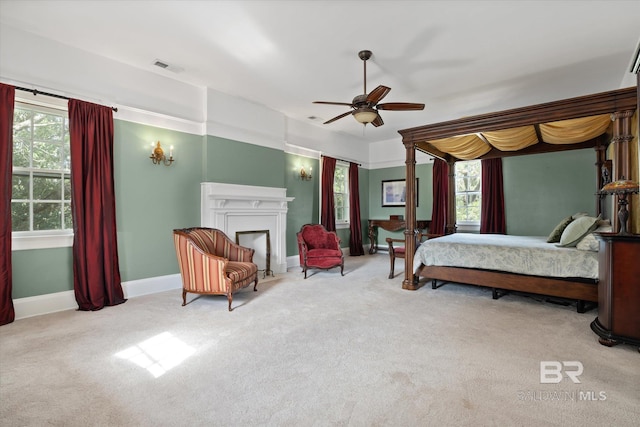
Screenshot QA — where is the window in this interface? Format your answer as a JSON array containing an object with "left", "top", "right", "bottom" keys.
[
  {"left": 11, "top": 98, "right": 73, "bottom": 249},
  {"left": 455, "top": 160, "right": 481, "bottom": 228},
  {"left": 334, "top": 162, "right": 349, "bottom": 227}
]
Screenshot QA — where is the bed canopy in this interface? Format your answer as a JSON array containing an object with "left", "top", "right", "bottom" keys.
[{"left": 397, "top": 86, "right": 639, "bottom": 290}]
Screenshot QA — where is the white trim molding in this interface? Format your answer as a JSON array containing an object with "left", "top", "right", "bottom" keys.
[{"left": 12, "top": 274, "right": 182, "bottom": 321}]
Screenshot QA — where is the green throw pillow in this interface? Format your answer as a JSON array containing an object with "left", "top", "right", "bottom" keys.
[
  {"left": 557, "top": 215, "right": 601, "bottom": 247},
  {"left": 547, "top": 215, "right": 574, "bottom": 243}
]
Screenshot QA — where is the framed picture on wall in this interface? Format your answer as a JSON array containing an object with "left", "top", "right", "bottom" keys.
[{"left": 381, "top": 179, "right": 418, "bottom": 207}]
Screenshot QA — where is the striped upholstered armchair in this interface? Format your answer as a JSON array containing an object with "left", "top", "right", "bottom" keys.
[{"left": 173, "top": 227, "right": 259, "bottom": 311}]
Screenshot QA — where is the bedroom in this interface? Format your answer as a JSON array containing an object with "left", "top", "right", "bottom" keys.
[{"left": 1, "top": 1, "right": 639, "bottom": 425}]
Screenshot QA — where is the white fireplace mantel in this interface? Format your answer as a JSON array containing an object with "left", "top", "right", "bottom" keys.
[{"left": 200, "top": 182, "right": 294, "bottom": 274}]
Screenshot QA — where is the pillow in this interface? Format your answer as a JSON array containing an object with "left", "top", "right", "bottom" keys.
[
  {"left": 547, "top": 215, "right": 574, "bottom": 243},
  {"left": 572, "top": 212, "right": 589, "bottom": 220},
  {"left": 576, "top": 225, "right": 613, "bottom": 251},
  {"left": 557, "top": 215, "right": 600, "bottom": 247}
]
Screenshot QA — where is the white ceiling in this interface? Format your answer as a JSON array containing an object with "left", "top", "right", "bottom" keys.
[{"left": 1, "top": 0, "right": 639, "bottom": 144}]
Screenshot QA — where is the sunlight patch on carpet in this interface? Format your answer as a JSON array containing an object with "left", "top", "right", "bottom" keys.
[{"left": 115, "top": 332, "right": 196, "bottom": 378}]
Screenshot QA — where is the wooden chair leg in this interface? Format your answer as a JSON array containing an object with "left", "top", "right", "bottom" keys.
[
  {"left": 253, "top": 277, "right": 259, "bottom": 291},
  {"left": 227, "top": 292, "right": 233, "bottom": 311},
  {"left": 388, "top": 253, "right": 395, "bottom": 279},
  {"left": 182, "top": 289, "right": 187, "bottom": 306}
]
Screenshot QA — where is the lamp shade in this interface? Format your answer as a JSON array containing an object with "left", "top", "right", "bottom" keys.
[
  {"left": 601, "top": 179, "right": 640, "bottom": 194},
  {"left": 353, "top": 107, "right": 378, "bottom": 124}
]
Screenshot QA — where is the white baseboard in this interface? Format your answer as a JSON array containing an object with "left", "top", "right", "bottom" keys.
[{"left": 13, "top": 274, "right": 182, "bottom": 321}]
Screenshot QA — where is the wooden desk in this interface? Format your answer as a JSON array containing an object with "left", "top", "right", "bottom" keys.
[
  {"left": 590, "top": 233, "right": 640, "bottom": 349},
  {"left": 368, "top": 219, "right": 430, "bottom": 254}
]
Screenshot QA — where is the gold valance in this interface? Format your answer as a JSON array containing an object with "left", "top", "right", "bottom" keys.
[
  {"left": 482, "top": 126, "right": 539, "bottom": 151},
  {"left": 428, "top": 134, "right": 491, "bottom": 160},
  {"left": 539, "top": 114, "right": 611, "bottom": 144}
]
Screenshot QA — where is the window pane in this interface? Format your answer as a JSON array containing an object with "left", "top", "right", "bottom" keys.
[
  {"left": 12, "top": 138, "right": 31, "bottom": 168},
  {"left": 33, "top": 112, "right": 63, "bottom": 141},
  {"left": 33, "top": 202, "right": 62, "bottom": 230},
  {"left": 64, "top": 203, "right": 73, "bottom": 229},
  {"left": 468, "top": 176, "right": 481, "bottom": 191},
  {"left": 33, "top": 175, "right": 62, "bottom": 200},
  {"left": 32, "top": 141, "right": 62, "bottom": 169},
  {"left": 13, "top": 108, "right": 33, "bottom": 139},
  {"left": 11, "top": 202, "right": 30, "bottom": 231},
  {"left": 64, "top": 177, "right": 71, "bottom": 200},
  {"left": 12, "top": 173, "right": 30, "bottom": 200}
]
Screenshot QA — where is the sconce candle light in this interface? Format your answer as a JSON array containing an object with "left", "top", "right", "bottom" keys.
[
  {"left": 299, "top": 166, "right": 312, "bottom": 181},
  {"left": 150, "top": 141, "right": 174, "bottom": 166}
]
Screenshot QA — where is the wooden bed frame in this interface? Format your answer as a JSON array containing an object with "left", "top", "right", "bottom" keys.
[{"left": 397, "top": 87, "right": 638, "bottom": 310}]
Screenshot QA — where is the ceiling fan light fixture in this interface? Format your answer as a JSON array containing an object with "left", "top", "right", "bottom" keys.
[{"left": 353, "top": 107, "right": 378, "bottom": 124}]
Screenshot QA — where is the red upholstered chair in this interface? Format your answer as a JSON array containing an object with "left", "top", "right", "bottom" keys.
[
  {"left": 297, "top": 224, "right": 344, "bottom": 279},
  {"left": 173, "top": 227, "right": 258, "bottom": 311}
]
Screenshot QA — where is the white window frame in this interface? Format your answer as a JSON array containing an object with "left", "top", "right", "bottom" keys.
[
  {"left": 455, "top": 160, "right": 481, "bottom": 233},
  {"left": 11, "top": 95, "right": 73, "bottom": 250},
  {"left": 334, "top": 162, "right": 350, "bottom": 229}
]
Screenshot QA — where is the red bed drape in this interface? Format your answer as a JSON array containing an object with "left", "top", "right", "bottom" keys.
[
  {"left": 348, "top": 162, "right": 364, "bottom": 256},
  {"left": 430, "top": 158, "right": 448, "bottom": 235},
  {"left": 480, "top": 158, "right": 506, "bottom": 234},
  {"left": 69, "top": 99, "right": 126, "bottom": 311},
  {"left": 321, "top": 156, "right": 337, "bottom": 232},
  {"left": 0, "top": 83, "right": 15, "bottom": 326}
]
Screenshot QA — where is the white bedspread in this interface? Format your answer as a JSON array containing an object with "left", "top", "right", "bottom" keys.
[{"left": 413, "top": 233, "right": 599, "bottom": 279}]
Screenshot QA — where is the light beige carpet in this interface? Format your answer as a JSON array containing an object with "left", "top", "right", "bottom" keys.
[{"left": 1, "top": 254, "right": 639, "bottom": 426}]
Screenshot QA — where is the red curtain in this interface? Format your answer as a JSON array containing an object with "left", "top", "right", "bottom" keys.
[
  {"left": 480, "top": 158, "right": 506, "bottom": 234},
  {"left": 69, "top": 99, "right": 126, "bottom": 311},
  {"left": 348, "top": 162, "right": 364, "bottom": 256},
  {"left": 430, "top": 158, "right": 448, "bottom": 235},
  {"left": 0, "top": 83, "right": 15, "bottom": 326},
  {"left": 320, "top": 156, "right": 336, "bottom": 232}
]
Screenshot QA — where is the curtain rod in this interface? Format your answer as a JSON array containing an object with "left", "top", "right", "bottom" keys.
[
  {"left": 321, "top": 154, "right": 361, "bottom": 166},
  {"left": 15, "top": 86, "right": 118, "bottom": 112}
]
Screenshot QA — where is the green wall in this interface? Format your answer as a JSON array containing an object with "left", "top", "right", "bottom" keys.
[
  {"left": 11, "top": 122, "right": 370, "bottom": 298},
  {"left": 503, "top": 148, "right": 596, "bottom": 235},
  {"left": 285, "top": 154, "right": 319, "bottom": 256},
  {"left": 367, "top": 163, "right": 434, "bottom": 247},
  {"left": 204, "top": 136, "right": 285, "bottom": 187},
  {"left": 114, "top": 121, "right": 203, "bottom": 281},
  {"left": 12, "top": 248, "right": 73, "bottom": 298}
]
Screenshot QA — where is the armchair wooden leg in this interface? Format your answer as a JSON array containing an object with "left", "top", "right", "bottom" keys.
[
  {"left": 182, "top": 289, "right": 187, "bottom": 306},
  {"left": 304, "top": 267, "right": 308, "bottom": 279},
  {"left": 227, "top": 293, "right": 233, "bottom": 311},
  {"left": 253, "top": 277, "right": 259, "bottom": 291},
  {"left": 340, "top": 263, "right": 344, "bottom": 276},
  {"left": 388, "top": 255, "right": 395, "bottom": 279}
]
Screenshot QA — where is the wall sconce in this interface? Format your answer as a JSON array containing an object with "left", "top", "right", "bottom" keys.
[
  {"left": 299, "top": 166, "right": 312, "bottom": 181},
  {"left": 149, "top": 141, "right": 174, "bottom": 166}
]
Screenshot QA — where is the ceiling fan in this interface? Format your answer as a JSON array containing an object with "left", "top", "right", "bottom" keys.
[{"left": 313, "top": 50, "right": 425, "bottom": 127}]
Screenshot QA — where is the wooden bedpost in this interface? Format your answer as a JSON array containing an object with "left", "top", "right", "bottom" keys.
[
  {"left": 446, "top": 160, "right": 457, "bottom": 234},
  {"left": 611, "top": 110, "right": 634, "bottom": 181},
  {"left": 403, "top": 136, "right": 418, "bottom": 290},
  {"left": 611, "top": 110, "right": 635, "bottom": 232},
  {"left": 595, "top": 136, "right": 610, "bottom": 217}
]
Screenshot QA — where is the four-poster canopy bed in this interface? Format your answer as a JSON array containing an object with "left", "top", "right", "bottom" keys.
[{"left": 397, "top": 86, "right": 638, "bottom": 312}]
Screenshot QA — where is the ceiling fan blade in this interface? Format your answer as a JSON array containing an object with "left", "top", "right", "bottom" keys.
[
  {"left": 376, "top": 102, "right": 425, "bottom": 111},
  {"left": 366, "top": 85, "right": 391, "bottom": 105},
  {"left": 323, "top": 110, "right": 353, "bottom": 124},
  {"left": 313, "top": 101, "right": 354, "bottom": 107},
  {"left": 371, "top": 114, "right": 384, "bottom": 127}
]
